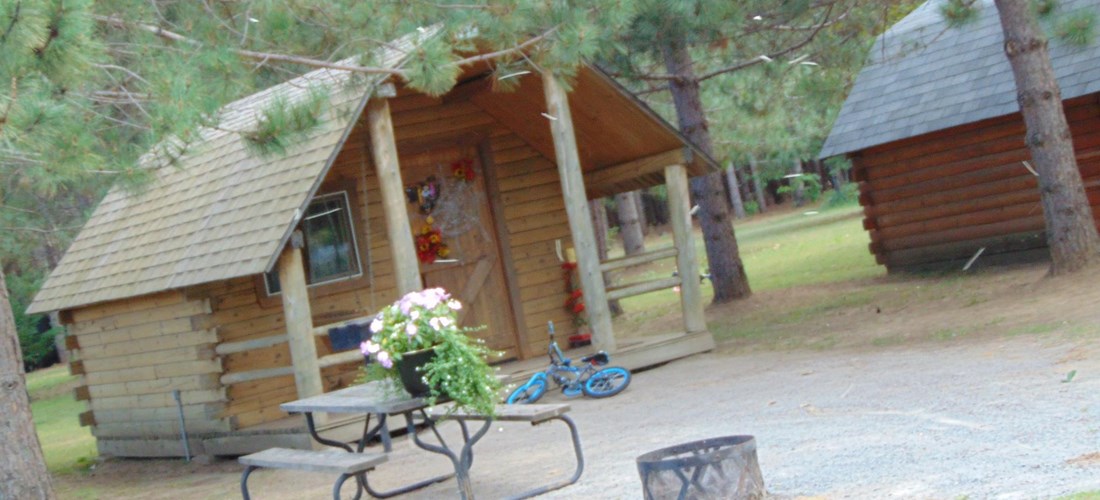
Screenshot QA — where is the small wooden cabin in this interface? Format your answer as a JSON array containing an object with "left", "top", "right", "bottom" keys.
[
  {"left": 28, "top": 45, "right": 718, "bottom": 457},
  {"left": 820, "top": 0, "right": 1100, "bottom": 272}
]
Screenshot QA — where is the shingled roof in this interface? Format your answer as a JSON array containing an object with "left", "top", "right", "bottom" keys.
[
  {"left": 820, "top": 0, "right": 1100, "bottom": 158},
  {"left": 26, "top": 50, "right": 407, "bottom": 314}
]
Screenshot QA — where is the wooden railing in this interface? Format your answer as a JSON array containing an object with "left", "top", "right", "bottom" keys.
[{"left": 599, "top": 246, "right": 682, "bottom": 301}]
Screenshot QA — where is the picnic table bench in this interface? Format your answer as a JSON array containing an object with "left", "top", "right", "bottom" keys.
[
  {"left": 239, "top": 447, "right": 386, "bottom": 500},
  {"left": 240, "top": 383, "right": 584, "bottom": 500}
]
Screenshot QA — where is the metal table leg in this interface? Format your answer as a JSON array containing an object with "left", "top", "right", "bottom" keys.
[
  {"left": 502, "top": 415, "right": 585, "bottom": 500},
  {"left": 409, "top": 409, "right": 492, "bottom": 500},
  {"left": 240, "top": 465, "right": 257, "bottom": 500}
]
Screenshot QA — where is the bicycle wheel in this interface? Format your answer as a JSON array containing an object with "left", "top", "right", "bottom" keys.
[
  {"left": 582, "top": 366, "right": 631, "bottom": 398},
  {"left": 506, "top": 378, "right": 547, "bottom": 404}
]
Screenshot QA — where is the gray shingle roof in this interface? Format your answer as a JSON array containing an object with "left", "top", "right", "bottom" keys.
[
  {"left": 26, "top": 43, "right": 415, "bottom": 314},
  {"left": 820, "top": 0, "right": 1100, "bottom": 158}
]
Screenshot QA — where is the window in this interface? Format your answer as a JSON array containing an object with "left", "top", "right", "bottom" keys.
[{"left": 266, "top": 192, "right": 362, "bottom": 294}]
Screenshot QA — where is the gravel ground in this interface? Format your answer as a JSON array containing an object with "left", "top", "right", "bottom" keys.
[
  {"left": 353, "top": 335, "right": 1100, "bottom": 499},
  {"left": 85, "top": 333, "right": 1100, "bottom": 500}
]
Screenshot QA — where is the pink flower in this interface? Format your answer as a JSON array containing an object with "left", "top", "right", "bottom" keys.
[
  {"left": 370, "top": 316, "right": 383, "bottom": 333},
  {"left": 377, "top": 351, "right": 393, "bottom": 369},
  {"left": 360, "top": 340, "right": 380, "bottom": 355},
  {"left": 406, "top": 323, "right": 418, "bottom": 336}
]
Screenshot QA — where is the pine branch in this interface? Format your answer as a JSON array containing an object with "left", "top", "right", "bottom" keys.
[
  {"left": 92, "top": 14, "right": 408, "bottom": 77},
  {"left": 0, "top": 0, "right": 20, "bottom": 43},
  {"left": 450, "top": 27, "right": 557, "bottom": 68}
]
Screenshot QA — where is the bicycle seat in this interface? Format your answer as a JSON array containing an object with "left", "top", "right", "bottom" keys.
[{"left": 580, "top": 351, "right": 609, "bottom": 366}]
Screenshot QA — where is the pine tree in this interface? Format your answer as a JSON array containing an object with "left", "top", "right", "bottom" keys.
[{"left": 944, "top": 0, "right": 1100, "bottom": 273}]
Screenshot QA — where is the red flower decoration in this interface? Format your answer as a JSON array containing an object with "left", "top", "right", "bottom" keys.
[{"left": 451, "top": 158, "right": 476, "bottom": 182}]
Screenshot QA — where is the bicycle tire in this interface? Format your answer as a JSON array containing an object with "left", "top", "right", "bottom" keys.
[
  {"left": 582, "top": 366, "right": 631, "bottom": 398},
  {"left": 506, "top": 378, "right": 547, "bottom": 404}
]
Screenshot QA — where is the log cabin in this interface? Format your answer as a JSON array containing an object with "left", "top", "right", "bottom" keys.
[
  {"left": 27, "top": 41, "right": 718, "bottom": 457},
  {"left": 819, "top": 0, "right": 1100, "bottom": 272}
]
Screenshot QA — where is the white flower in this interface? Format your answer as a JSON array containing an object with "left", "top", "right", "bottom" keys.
[
  {"left": 410, "top": 310, "right": 420, "bottom": 320},
  {"left": 370, "top": 316, "right": 383, "bottom": 333},
  {"left": 439, "top": 317, "right": 454, "bottom": 328},
  {"left": 406, "top": 322, "right": 418, "bottom": 336},
  {"left": 377, "top": 350, "right": 393, "bottom": 369},
  {"left": 429, "top": 317, "right": 443, "bottom": 330},
  {"left": 447, "top": 299, "right": 462, "bottom": 310}
]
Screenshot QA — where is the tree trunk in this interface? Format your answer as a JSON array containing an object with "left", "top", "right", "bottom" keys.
[
  {"left": 726, "top": 162, "right": 747, "bottom": 219},
  {"left": 994, "top": 0, "right": 1100, "bottom": 274},
  {"left": 590, "top": 199, "right": 623, "bottom": 316},
  {"left": 790, "top": 159, "right": 806, "bottom": 207},
  {"left": 615, "top": 192, "right": 646, "bottom": 256},
  {"left": 0, "top": 266, "right": 55, "bottom": 500},
  {"left": 661, "top": 34, "right": 751, "bottom": 303},
  {"left": 633, "top": 190, "right": 649, "bottom": 236},
  {"left": 748, "top": 154, "right": 768, "bottom": 213}
]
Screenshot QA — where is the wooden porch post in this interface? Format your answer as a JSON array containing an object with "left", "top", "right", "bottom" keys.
[
  {"left": 278, "top": 231, "right": 324, "bottom": 399},
  {"left": 367, "top": 98, "right": 423, "bottom": 296},
  {"left": 665, "top": 164, "right": 707, "bottom": 333},
  {"left": 541, "top": 71, "right": 615, "bottom": 351}
]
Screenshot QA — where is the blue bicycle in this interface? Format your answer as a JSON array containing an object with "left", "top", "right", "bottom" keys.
[{"left": 506, "top": 322, "right": 632, "bottom": 404}]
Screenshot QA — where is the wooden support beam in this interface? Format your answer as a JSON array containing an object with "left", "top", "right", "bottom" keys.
[
  {"left": 542, "top": 71, "right": 615, "bottom": 352},
  {"left": 278, "top": 232, "right": 324, "bottom": 400},
  {"left": 588, "top": 150, "right": 685, "bottom": 190},
  {"left": 79, "top": 410, "right": 96, "bottom": 427},
  {"left": 665, "top": 164, "right": 707, "bottom": 334},
  {"left": 367, "top": 98, "right": 423, "bottom": 295}
]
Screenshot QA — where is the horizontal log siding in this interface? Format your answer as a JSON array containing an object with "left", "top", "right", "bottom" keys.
[
  {"left": 63, "top": 291, "right": 229, "bottom": 443},
  {"left": 856, "top": 96, "right": 1100, "bottom": 270},
  {"left": 490, "top": 129, "right": 574, "bottom": 357}
]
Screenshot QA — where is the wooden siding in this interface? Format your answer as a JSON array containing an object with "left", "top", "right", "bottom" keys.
[
  {"left": 856, "top": 95, "right": 1100, "bottom": 271},
  {"left": 62, "top": 291, "right": 229, "bottom": 442},
  {"left": 195, "top": 91, "right": 575, "bottom": 429}
]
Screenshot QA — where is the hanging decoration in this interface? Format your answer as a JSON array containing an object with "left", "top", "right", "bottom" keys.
[
  {"left": 415, "top": 217, "right": 449, "bottom": 264},
  {"left": 404, "top": 175, "right": 442, "bottom": 215},
  {"left": 450, "top": 158, "right": 476, "bottom": 182}
]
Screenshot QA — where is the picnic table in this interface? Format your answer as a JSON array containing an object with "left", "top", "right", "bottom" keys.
[{"left": 264, "top": 382, "right": 584, "bottom": 500}]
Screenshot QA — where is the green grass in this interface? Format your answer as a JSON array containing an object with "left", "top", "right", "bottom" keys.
[
  {"left": 1058, "top": 492, "right": 1100, "bottom": 500},
  {"left": 26, "top": 365, "right": 97, "bottom": 475},
  {"left": 735, "top": 205, "right": 882, "bottom": 292},
  {"left": 610, "top": 202, "right": 882, "bottom": 339}
]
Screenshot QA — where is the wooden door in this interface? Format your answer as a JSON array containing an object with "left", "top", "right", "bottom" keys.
[{"left": 399, "top": 144, "right": 519, "bottom": 358}]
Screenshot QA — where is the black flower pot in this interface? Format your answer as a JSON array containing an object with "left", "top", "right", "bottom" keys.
[{"left": 396, "top": 348, "right": 437, "bottom": 398}]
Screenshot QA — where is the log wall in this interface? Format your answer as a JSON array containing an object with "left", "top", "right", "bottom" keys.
[
  {"left": 62, "top": 290, "right": 225, "bottom": 456},
  {"left": 197, "top": 91, "right": 573, "bottom": 429},
  {"left": 855, "top": 95, "right": 1100, "bottom": 271}
]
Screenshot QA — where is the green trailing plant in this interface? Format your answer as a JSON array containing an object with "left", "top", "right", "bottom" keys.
[{"left": 360, "top": 288, "right": 502, "bottom": 417}]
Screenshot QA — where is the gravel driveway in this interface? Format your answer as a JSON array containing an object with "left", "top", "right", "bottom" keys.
[{"left": 343, "top": 335, "right": 1100, "bottom": 499}]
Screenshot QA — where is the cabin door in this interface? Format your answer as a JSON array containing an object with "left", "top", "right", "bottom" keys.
[{"left": 400, "top": 144, "right": 519, "bottom": 359}]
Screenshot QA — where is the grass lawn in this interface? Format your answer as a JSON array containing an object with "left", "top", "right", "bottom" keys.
[
  {"left": 27, "top": 365, "right": 97, "bottom": 475},
  {"left": 610, "top": 201, "right": 882, "bottom": 338}
]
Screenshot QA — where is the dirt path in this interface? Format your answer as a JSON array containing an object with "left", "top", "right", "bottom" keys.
[{"left": 57, "top": 263, "right": 1100, "bottom": 499}]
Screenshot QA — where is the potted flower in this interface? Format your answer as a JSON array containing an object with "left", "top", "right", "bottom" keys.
[{"left": 360, "top": 288, "right": 501, "bottom": 416}]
